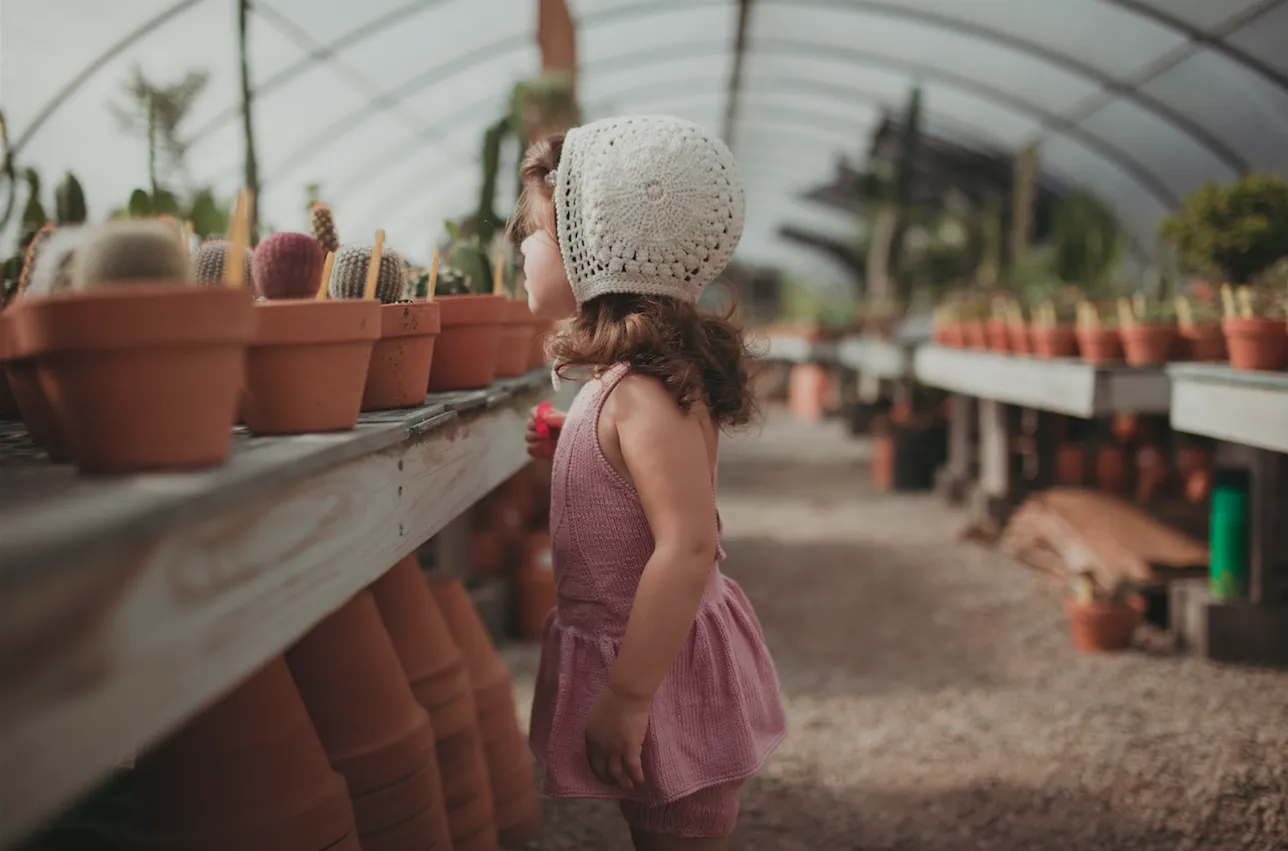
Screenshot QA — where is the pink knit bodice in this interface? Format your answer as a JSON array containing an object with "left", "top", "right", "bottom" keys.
[{"left": 528, "top": 365, "right": 788, "bottom": 805}]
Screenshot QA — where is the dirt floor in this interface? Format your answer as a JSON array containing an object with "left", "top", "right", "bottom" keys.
[{"left": 501, "top": 411, "right": 1288, "bottom": 851}]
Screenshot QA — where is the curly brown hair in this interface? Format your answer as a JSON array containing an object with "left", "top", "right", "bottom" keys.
[{"left": 508, "top": 133, "right": 757, "bottom": 429}]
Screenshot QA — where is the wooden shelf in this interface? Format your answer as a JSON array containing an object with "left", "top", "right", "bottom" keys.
[
  {"left": 1168, "top": 363, "right": 1288, "bottom": 454},
  {"left": 0, "top": 370, "right": 554, "bottom": 848},
  {"left": 914, "top": 345, "right": 1171, "bottom": 417},
  {"left": 836, "top": 334, "right": 913, "bottom": 379},
  {"left": 762, "top": 334, "right": 838, "bottom": 364}
]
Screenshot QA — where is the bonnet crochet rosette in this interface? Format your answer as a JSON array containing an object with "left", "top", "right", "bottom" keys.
[{"left": 552, "top": 115, "right": 746, "bottom": 305}]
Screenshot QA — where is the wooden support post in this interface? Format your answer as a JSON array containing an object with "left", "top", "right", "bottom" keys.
[
  {"left": 435, "top": 512, "right": 472, "bottom": 581},
  {"left": 857, "top": 370, "right": 881, "bottom": 405},
  {"left": 971, "top": 398, "right": 1013, "bottom": 527},
  {"left": 935, "top": 393, "right": 974, "bottom": 503},
  {"left": 1248, "top": 447, "right": 1280, "bottom": 605}
]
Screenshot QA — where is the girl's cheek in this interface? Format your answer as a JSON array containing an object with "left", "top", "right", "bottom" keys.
[{"left": 524, "top": 243, "right": 576, "bottom": 320}]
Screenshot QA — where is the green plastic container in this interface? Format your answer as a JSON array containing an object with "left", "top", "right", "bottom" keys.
[{"left": 1208, "top": 468, "right": 1249, "bottom": 600}]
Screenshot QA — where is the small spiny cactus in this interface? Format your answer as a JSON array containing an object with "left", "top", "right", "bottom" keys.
[
  {"left": 328, "top": 244, "right": 409, "bottom": 304},
  {"left": 252, "top": 232, "right": 324, "bottom": 299},
  {"left": 16, "top": 223, "right": 56, "bottom": 297},
  {"left": 25, "top": 225, "right": 86, "bottom": 297},
  {"left": 193, "top": 238, "right": 254, "bottom": 287},
  {"left": 309, "top": 202, "right": 340, "bottom": 257},
  {"left": 433, "top": 265, "right": 472, "bottom": 297},
  {"left": 73, "top": 220, "right": 191, "bottom": 289}
]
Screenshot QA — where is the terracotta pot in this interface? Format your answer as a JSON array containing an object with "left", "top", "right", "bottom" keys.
[
  {"left": 1054, "top": 443, "right": 1085, "bottom": 487},
  {"left": 133, "top": 656, "right": 358, "bottom": 851},
  {"left": 1007, "top": 322, "right": 1032, "bottom": 355},
  {"left": 244, "top": 299, "right": 380, "bottom": 435},
  {"left": 0, "top": 317, "right": 17, "bottom": 419},
  {"left": 489, "top": 758, "right": 538, "bottom": 808},
  {"left": 1185, "top": 467, "right": 1211, "bottom": 503},
  {"left": 286, "top": 591, "right": 437, "bottom": 796},
  {"left": 420, "top": 674, "right": 479, "bottom": 739},
  {"left": 349, "top": 761, "right": 451, "bottom": 842},
  {"left": 458, "top": 825, "right": 505, "bottom": 851},
  {"left": 472, "top": 529, "right": 505, "bottom": 575},
  {"left": 870, "top": 433, "right": 893, "bottom": 492},
  {"left": 495, "top": 299, "right": 539, "bottom": 378},
  {"left": 362, "top": 301, "right": 441, "bottom": 411},
  {"left": 964, "top": 320, "right": 988, "bottom": 350},
  {"left": 1177, "top": 444, "right": 1208, "bottom": 478},
  {"left": 10, "top": 283, "right": 254, "bottom": 474},
  {"left": 370, "top": 554, "right": 462, "bottom": 686},
  {"left": 938, "top": 322, "right": 964, "bottom": 349},
  {"left": 426, "top": 294, "right": 507, "bottom": 392},
  {"left": 447, "top": 788, "right": 498, "bottom": 842},
  {"left": 1111, "top": 412, "right": 1137, "bottom": 443},
  {"left": 985, "top": 318, "right": 1010, "bottom": 353},
  {"left": 1119, "top": 323, "right": 1175, "bottom": 366},
  {"left": 787, "top": 363, "right": 831, "bottom": 422},
  {"left": 516, "top": 531, "right": 556, "bottom": 641},
  {"left": 527, "top": 319, "right": 554, "bottom": 370},
  {"left": 3, "top": 356, "right": 69, "bottom": 460},
  {"left": 1179, "top": 322, "right": 1227, "bottom": 362},
  {"left": 1222, "top": 316, "right": 1287, "bottom": 371},
  {"left": 1075, "top": 325, "right": 1121, "bottom": 365},
  {"left": 1065, "top": 595, "right": 1144, "bottom": 652},
  {"left": 498, "top": 807, "right": 542, "bottom": 848},
  {"left": 359, "top": 801, "right": 456, "bottom": 851},
  {"left": 1095, "top": 444, "right": 1128, "bottom": 495},
  {"left": 1030, "top": 324, "right": 1077, "bottom": 359},
  {"left": 430, "top": 578, "right": 510, "bottom": 692},
  {"left": 435, "top": 727, "right": 497, "bottom": 843},
  {"left": 1135, "top": 442, "right": 1166, "bottom": 504}
]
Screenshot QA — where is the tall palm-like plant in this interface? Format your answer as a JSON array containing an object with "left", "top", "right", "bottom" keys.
[
  {"left": 238, "top": 0, "right": 261, "bottom": 242},
  {"left": 109, "top": 66, "right": 209, "bottom": 198}
]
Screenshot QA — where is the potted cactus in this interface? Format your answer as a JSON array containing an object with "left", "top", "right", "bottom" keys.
[
  {"left": 425, "top": 221, "right": 507, "bottom": 392},
  {"left": 1028, "top": 292, "right": 1079, "bottom": 359},
  {"left": 1074, "top": 300, "right": 1122, "bottom": 365},
  {"left": 1218, "top": 276, "right": 1287, "bottom": 371},
  {"left": 1065, "top": 573, "right": 1145, "bottom": 652},
  {"left": 5, "top": 217, "right": 254, "bottom": 473},
  {"left": 492, "top": 250, "right": 540, "bottom": 379},
  {"left": 1173, "top": 282, "right": 1227, "bottom": 362},
  {"left": 323, "top": 243, "right": 441, "bottom": 411},
  {"left": 931, "top": 297, "right": 964, "bottom": 348},
  {"left": 985, "top": 296, "right": 1012, "bottom": 353},
  {"left": 957, "top": 296, "right": 989, "bottom": 350},
  {"left": 1003, "top": 299, "right": 1031, "bottom": 355},
  {"left": 1116, "top": 293, "right": 1176, "bottom": 366},
  {"left": 240, "top": 222, "right": 381, "bottom": 435}
]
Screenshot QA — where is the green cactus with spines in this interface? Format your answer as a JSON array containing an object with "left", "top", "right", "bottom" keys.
[
  {"left": 433, "top": 266, "right": 472, "bottom": 297},
  {"left": 54, "top": 172, "right": 87, "bottom": 225},
  {"left": 309, "top": 201, "right": 339, "bottom": 257},
  {"left": 25, "top": 225, "right": 85, "bottom": 297},
  {"left": 193, "top": 238, "right": 254, "bottom": 287},
  {"left": 328, "top": 244, "right": 409, "bottom": 303}
]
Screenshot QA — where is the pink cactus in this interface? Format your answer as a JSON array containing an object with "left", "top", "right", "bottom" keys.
[{"left": 252, "top": 232, "right": 324, "bottom": 300}]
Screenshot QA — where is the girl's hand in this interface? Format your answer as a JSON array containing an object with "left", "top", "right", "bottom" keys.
[
  {"left": 526, "top": 404, "right": 565, "bottom": 460},
  {"left": 584, "top": 682, "right": 650, "bottom": 791}
]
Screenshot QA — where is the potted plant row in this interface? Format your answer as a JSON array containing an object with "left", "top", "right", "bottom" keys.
[{"left": 0, "top": 195, "right": 557, "bottom": 476}]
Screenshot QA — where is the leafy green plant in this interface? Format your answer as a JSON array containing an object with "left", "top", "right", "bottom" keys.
[
  {"left": 438, "top": 219, "right": 493, "bottom": 296},
  {"left": 1050, "top": 190, "right": 1123, "bottom": 297},
  {"left": 1159, "top": 174, "right": 1288, "bottom": 284}
]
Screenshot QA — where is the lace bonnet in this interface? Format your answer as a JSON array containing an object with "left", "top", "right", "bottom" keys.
[{"left": 547, "top": 115, "right": 746, "bottom": 304}]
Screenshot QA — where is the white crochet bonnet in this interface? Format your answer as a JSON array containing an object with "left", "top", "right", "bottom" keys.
[{"left": 548, "top": 115, "right": 746, "bottom": 304}]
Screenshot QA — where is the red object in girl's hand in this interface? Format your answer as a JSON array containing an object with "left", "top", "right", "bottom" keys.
[{"left": 533, "top": 402, "right": 554, "bottom": 439}]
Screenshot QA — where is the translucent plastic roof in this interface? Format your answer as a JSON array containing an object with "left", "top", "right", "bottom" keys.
[{"left": 6, "top": 0, "right": 1288, "bottom": 288}]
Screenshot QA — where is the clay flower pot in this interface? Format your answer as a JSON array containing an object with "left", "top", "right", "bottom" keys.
[
  {"left": 430, "top": 577, "right": 510, "bottom": 692},
  {"left": 362, "top": 301, "right": 441, "bottom": 411},
  {"left": 1222, "top": 316, "right": 1287, "bottom": 371},
  {"left": 1179, "top": 322, "right": 1227, "bottom": 362},
  {"left": 1030, "top": 324, "right": 1077, "bottom": 359},
  {"left": 1119, "top": 323, "right": 1175, "bottom": 366},
  {"left": 1095, "top": 444, "right": 1128, "bottom": 495},
  {"left": 963, "top": 320, "right": 988, "bottom": 350},
  {"left": 11, "top": 283, "right": 254, "bottom": 474},
  {"left": 133, "top": 655, "right": 359, "bottom": 851},
  {"left": 1007, "top": 322, "right": 1032, "bottom": 355},
  {"left": 516, "top": 531, "right": 556, "bottom": 641},
  {"left": 495, "top": 299, "right": 539, "bottom": 379},
  {"left": 287, "top": 591, "right": 447, "bottom": 851},
  {"left": 1065, "top": 595, "right": 1144, "bottom": 652},
  {"left": 243, "top": 299, "right": 381, "bottom": 435},
  {"left": 370, "top": 554, "right": 463, "bottom": 688},
  {"left": 426, "top": 294, "right": 507, "bottom": 392},
  {"left": 938, "top": 322, "right": 964, "bottom": 349},
  {"left": 0, "top": 310, "right": 69, "bottom": 460},
  {"left": 0, "top": 317, "right": 17, "bottom": 419},
  {"left": 1055, "top": 443, "right": 1085, "bottom": 487},
  {"left": 1075, "top": 325, "right": 1121, "bottom": 365},
  {"left": 985, "top": 318, "right": 1010, "bottom": 353},
  {"left": 527, "top": 318, "right": 555, "bottom": 370}
]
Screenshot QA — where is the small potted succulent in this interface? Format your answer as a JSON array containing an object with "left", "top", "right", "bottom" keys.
[
  {"left": 425, "top": 222, "right": 508, "bottom": 392},
  {"left": 1065, "top": 572, "right": 1145, "bottom": 652},
  {"left": 931, "top": 297, "right": 964, "bottom": 348},
  {"left": 1003, "top": 299, "right": 1031, "bottom": 355},
  {"left": 1116, "top": 293, "right": 1176, "bottom": 367},
  {"left": 1028, "top": 296, "right": 1079, "bottom": 359},
  {"left": 1074, "top": 300, "right": 1122, "bottom": 365},
  {"left": 957, "top": 296, "right": 990, "bottom": 350},
  {"left": 7, "top": 216, "right": 254, "bottom": 473},
  {"left": 1172, "top": 282, "right": 1227, "bottom": 362},
  {"left": 985, "top": 296, "right": 1012, "bottom": 353},
  {"left": 491, "top": 249, "right": 539, "bottom": 379},
  {"left": 1219, "top": 276, "right": 1287, "bottom": 371}
]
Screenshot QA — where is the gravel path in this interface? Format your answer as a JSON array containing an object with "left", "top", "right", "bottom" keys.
[{"left": 502, "top": 412, "right": 1288, "bottom": 850}]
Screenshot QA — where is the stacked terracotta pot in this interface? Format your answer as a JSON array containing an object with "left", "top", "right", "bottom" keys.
[
  {"left": 433, "top": 578, "right": 542, "bottom": 848},
  {"left": 374, "top": 557, "right": 500, "bottom": 851},
  {"left": 286, "top": 591, "right": 453, "bottom": 851},
  {"left": 132, "top": 656, "right": 362, "bottom": 851}
]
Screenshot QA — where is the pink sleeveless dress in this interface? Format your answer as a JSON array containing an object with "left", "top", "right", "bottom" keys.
[{"left": 528, "top": 364, "right": 788, "bottom": 805}]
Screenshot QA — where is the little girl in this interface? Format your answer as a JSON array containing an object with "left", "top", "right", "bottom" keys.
[{"left": 510, "top": 115, "right": 788, "bottom": 850}]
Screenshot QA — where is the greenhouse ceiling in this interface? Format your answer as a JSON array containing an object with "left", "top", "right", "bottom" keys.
[{"left": 5, "top": 0, "right": 1288, "bottom": 288}]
